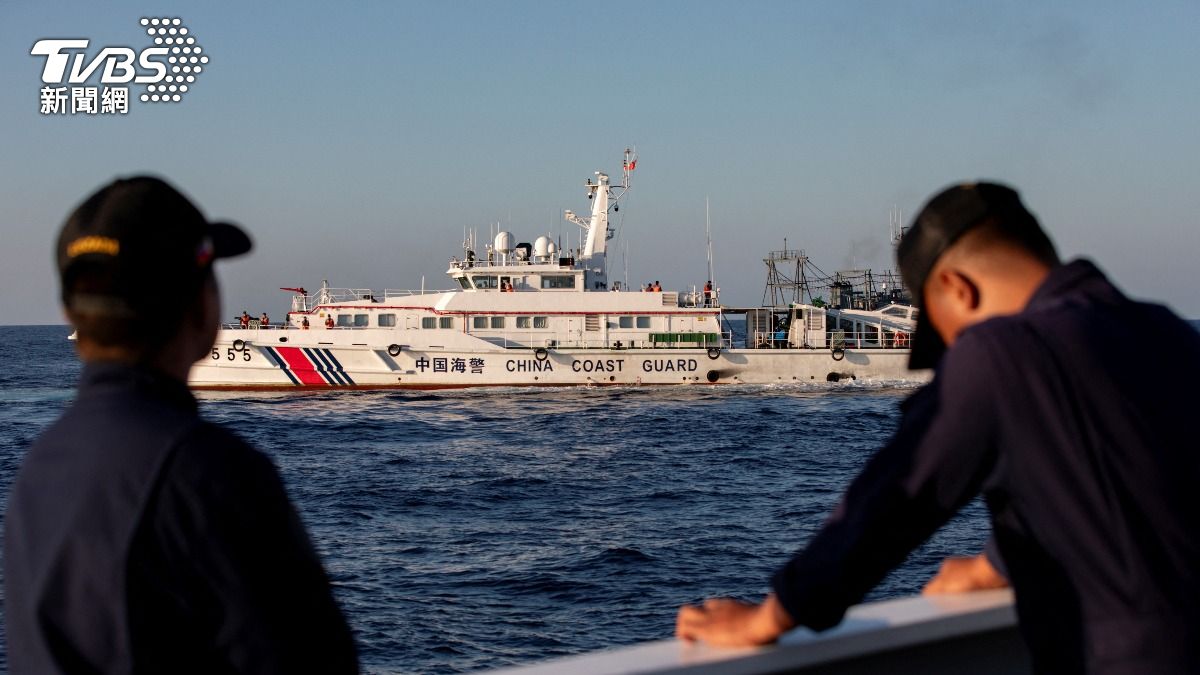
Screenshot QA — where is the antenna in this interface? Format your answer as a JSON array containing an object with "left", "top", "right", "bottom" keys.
[
  {"left": 889, "top": 205, "right": 905, "bottom": 245},
  {"left": 705, "top": 197, "right": 714, "bottom": 287},
  {"left": 623, "top": 240, "right": 630, "bottom": 291}
]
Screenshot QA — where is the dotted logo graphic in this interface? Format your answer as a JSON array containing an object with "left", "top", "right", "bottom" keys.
[{"left": 138, "top": 17, "right": 207, "bottom": 103}]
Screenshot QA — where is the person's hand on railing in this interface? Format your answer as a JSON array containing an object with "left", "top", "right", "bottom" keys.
[
  {"left": 676, "top": 593, "right": 795, "bottom": 648},
  {"left": 922, "top": 553, "right": 1008, "bottom": 595}
]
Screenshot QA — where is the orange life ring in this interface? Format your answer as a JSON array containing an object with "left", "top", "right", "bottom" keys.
[{"left": 895, "top": 331, "right": 909, "bottom": 348}]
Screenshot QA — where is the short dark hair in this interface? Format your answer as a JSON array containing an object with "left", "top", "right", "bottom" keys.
[
  {"left": 958, "top": 215, "right": 1060, "bottom": 267},
  {"left": 900, "top": 182, "right": 1059, "bottom": 297}
]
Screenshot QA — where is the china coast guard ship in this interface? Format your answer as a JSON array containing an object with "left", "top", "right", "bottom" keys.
[{"left": 191, "top": 151, "right": 926, "bottom": 390}]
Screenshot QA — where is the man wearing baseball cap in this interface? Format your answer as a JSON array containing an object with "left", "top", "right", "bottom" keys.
[
  {"left": 4, "top": 177, "right": 358, "bottom": 673},
  {"left": 677, "top": 182, "right": 1200, "bottom": 673}
]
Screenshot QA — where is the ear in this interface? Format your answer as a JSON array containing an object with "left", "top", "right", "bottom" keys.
[{"left": 945, "top": 269, "right": 981, "bottom": 311}]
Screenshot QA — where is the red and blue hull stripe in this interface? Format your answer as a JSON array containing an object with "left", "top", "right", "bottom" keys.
[{"left": 263, "top": 346, "right": 356, "bottom": 386}]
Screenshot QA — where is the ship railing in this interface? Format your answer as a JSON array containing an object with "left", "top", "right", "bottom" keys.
[
  {"left": 487, "top": 589, "right": 1025, "bottom": 675},
  {"left": 449, "top": 256, "right": 567, "bottom": 270},
  {"left": 747, "top": 329, "right": 913, "bottom": 350},
  {"left": 278, "top": 287, "right": 457, "bottom": 312},
  {"left": 481, "top": 332, "right": 732, "bottom": 351},
  {"left": 307, "top": 288, "right": 379, "bottom": 304},
  {"left": 278, "top": 287, "right": 382, "bottom": 311},
  {"left": 219, "top": 322, "right": 417, "bottom": 332},
  {"left": 219, "top": 321, "right": 296, "bottom": 330},
  {"left": 678, "top": 285, "right": 720, "bottom": 308},
  {"left": 383, "top": 288, "right": 458, "bottom": 298},
  {"left": 289, "top": 287, "right": 459, "bottom": 307}
]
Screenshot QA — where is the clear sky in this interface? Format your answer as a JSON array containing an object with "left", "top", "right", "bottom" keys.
[{"left": 2, "top": 1, "right": 1197, "bottom": 323}]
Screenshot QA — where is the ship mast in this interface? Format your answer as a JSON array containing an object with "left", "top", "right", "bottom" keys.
[
  {"left": 564, "top": 148, "right": 636, "bottom": 288},
  {"left": 706, "top": 197, "right": 714, "bottom": 289}
]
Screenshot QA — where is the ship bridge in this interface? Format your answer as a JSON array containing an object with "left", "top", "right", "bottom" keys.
[{"left": 447, "top": 243, "right": 588, "bottom": 292}]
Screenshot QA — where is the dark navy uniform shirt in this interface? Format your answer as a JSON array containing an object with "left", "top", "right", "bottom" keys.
[
  {"left": 772, "top": 260, "right": 1200, "bottom": 674},
  {"left": 4, "top": 363, "right": 358, "bottom": 674}
]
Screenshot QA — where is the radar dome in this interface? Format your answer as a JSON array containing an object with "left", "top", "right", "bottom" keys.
[
  {"left": 533, "top": 236, "right": 551, "bottom": 258},
  {"left": 494, "top": 231, "right": 515, "bottom": 254}
]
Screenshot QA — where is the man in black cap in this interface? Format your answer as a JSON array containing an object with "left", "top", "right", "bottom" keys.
[
  {"left": 4, "top": 177, "right": 358, "bottom": 673},
  {"left": 677, "top": 182, "right": 1200, "bottom": 673}
]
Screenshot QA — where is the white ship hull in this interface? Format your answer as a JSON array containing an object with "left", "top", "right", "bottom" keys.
[{"left": 191, "top": 329, "right": 923, "bottom": 390}]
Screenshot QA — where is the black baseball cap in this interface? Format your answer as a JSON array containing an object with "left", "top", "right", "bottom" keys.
[
  {"left": 57, "top": 176, "right": 251, "bottom": 317},
  {"left": 897, "top": 182, "right": 1037, "bottom": 369}
]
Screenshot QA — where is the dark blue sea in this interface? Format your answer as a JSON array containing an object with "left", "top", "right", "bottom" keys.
[{"left": 20, "top": 322, "right": 1198, "bottom": 673}]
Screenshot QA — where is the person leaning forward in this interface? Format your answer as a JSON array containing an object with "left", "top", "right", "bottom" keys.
[
  {"left": 3, "top": 176, "right": 359, "bottom": 674},
  {"left": 676, "top": 182, "right": 1200, "bottom": 674}
]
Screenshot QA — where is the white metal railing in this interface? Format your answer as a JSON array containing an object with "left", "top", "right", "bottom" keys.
[
  {"left": 747, "top": 330, "right": 912, "bottom": 350},
  {"left": 449, "top": 256, "right": 571, "bottom": 270},
  {"left": 383, "top": 288, "right": 458, "bottom": 298},
  {"left": 280, "top": 287, "right": 459, "bottom": 313},
  {"left": 221, "top": 321, "right": 293, "bottom": 330},
  {"left": 488, "top": 590, "right": 1024, "bottom": 675},
  {"left": 471, "top": 330, "right": 729, "bottom": 351},
  {"left": 678, "top": 285, "right": 721, "bottom": 308}
]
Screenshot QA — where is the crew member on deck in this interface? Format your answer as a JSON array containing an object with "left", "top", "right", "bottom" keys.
[
  {"left": 239, "top": 310, "right": 250, "bottom": 328},
  {"left": 676, "top": 182, "right": 1200, "bottom": 674},
  {"left": 259, "top": 311, "right": 269, "bottom": 328},
  {"left": 325, "top": 315, "right": 335, "bottom": 328},
  {"left": 302, "top": 316, "right": 310, "bottom": 329},
  {"left": 703, "top": 281, "right": 713, "bottom": 306},
  {"left": 4, "top": 176, "right": 359, "bottom": 674}
]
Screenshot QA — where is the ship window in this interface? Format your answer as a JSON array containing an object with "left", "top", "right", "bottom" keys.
[
  {"left": 533, "top": 316, "right": 548, "bottom": 329},
  {"left": 354, "top": 314, "right": 369, "bottom": 327},
  {"left": 541, "top": 275, "right": 576, "bottom": 289},
  {"left": 421, "top": 317, "right": 436, "bottom": 329},
  {"left": 336, "top": 315, "right": 353, "bottom": 327},
  {"left": 516, "top": 316, "right": 531, "bottom": 329},
  {"left": 473, "top": 316, "right": 488, "bottom": 329},
  {"left": 619, "top": 316, "right": 634, "bottom": 329},
  {"left": 473, "top": 276, "right": 499, "bottom": 290},
  {"left": 439, "top": 317, "right": 454, "bottom": 329},
  {"left": 636, "top": 316, "right": 651, "bottom": 329},
  {"left": 490, "top": 316, "right": 505, "bottom": 329},
  {"left": 457, "top": 277, "right": 472, "bottom": 290},
  {"left": 378, "top": 314, "right": 396, "bottom": 327}
]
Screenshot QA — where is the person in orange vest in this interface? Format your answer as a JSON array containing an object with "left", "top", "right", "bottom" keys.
[
  {"left": 324, "top": 315, "right": 335, "bottom": 329},
  {"left": 703, "top": 281, "right": 713, "bottom": 307},
  {"left": 652, "top": 281, "right": 662, "bottom": 292},
  {"left": 239, "top": 311, "right": 250, "bottom": 328},
  {"left": 259, "top": 312, "right": 269, "bottom": 328},
  {"left": 301, "top": 316, "right": 310, "bottom": 330}
]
